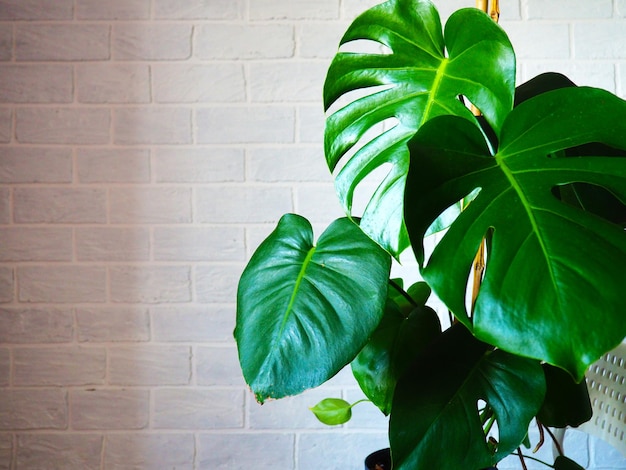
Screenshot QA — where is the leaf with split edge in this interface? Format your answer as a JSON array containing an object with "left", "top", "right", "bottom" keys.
[
  {"left": 323, "top": 0, "right": 515, "bottom": 256},
  {"left": 351, "top": 283, "right": 441, "bottom": 415},
  {"left": 235, "top": 214, "right": 391, "bottom": 403},
  {"left": 390, "top": 324, "right": 545, "bottom": 470},
  {"left": 404, "top": 86, "right": 626, "bottom": 380}
]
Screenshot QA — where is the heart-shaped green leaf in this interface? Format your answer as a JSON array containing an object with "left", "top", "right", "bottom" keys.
[
  {"left": 404, "top": 86, "right": 626, "bottom": 380},
  {"left": 324, "top": 0, "right": 515, "bottom": 256},
  {"left": 310, "top": 398, "right": 353, "bottom": 425},
  {"left": 390, "top": 324, "right": 545, "bottom": 470},
  {"left": 235, "top": 214, "right": 391, "bottom": 402},
  {"left": 351, "top": 282, "right": 441, "bottom": 414}
]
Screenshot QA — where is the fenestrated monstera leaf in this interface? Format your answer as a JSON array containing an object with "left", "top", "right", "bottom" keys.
[
  {"left": 324, "top": 0, "right": 515, "bottom": 256},
  {"left": 404, "top": 86, "right": 626, "bottom": 380},
  {"left": 390, "top": 324, "right": 545, "bottom": 470},
  {"left": 235, "top": 214, "right": 391, "bottom": 402}
]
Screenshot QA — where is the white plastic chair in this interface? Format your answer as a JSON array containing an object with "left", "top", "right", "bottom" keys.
[
  {"left": 554, "top": 342, "right": 626, "bottom": 462},
  {"left": 579, "top": 342, "right": 626, "bottom": 457}
]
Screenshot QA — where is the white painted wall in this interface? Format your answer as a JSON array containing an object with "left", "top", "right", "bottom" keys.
[{"left": 0, "top": 0, "right": 624, "bottom": 468}]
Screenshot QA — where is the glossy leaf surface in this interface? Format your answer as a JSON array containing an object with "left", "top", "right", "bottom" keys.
[
  {"left": 405, "top": 86, "right": 626, "bottom": 380},
  {"left": 236, "top": 215, "right": 391, "bottom": 402},
  {"left": 390, "top": 324, "right": 545, "bottom": 470},
  {"left": 351, "top": 282, "right": 441, "bottom": 414},
  {"left": 323, "top": 0, "right": 515, "bottom": 256}
]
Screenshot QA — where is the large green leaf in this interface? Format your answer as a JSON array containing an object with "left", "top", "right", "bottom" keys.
[
  {"left": 537, "top": 364, "right": 592, "bottom": 428},
  {"left": 390, "top": 324, "right": 545, "bottom": 470},
  {"left": 351, "top": 281, "right": 441, "bottom": 415},
  {"left": 324, "top": 0, "right": 515, "bottom": 256},
  {"left": 235, "top": 214, "right": 391, "bottom": 402},
  {"left": 404, "top": 86, "right": 626, "bottom": 380}
]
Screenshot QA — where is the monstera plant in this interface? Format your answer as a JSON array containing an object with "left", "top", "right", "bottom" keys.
[{"left": 235, "top": 0, "right": 626, "bottom": 468}]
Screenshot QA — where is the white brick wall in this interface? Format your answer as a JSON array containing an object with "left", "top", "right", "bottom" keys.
[{"left": 0, "top": 0, "right": 624, "bottom": 469}]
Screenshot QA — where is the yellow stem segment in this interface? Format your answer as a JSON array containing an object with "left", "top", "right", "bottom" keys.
[{"left": 469, "top": 0, "right": 499, "bottom": 316}]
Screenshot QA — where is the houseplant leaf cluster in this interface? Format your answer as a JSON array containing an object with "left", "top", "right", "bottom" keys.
[{"left": 235, "top": 0, "right": 626, "bottom": 468}]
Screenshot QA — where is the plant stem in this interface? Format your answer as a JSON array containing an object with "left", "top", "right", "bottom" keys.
[
  {"left": 388, "top": 278, "right": 418, "bottom": 308},
  {"left": 514, "top": 450, "right": 555, "bottom": 468}
]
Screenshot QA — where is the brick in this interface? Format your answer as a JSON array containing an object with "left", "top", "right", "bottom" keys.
[
  {"left": 104, "top": 434, "right": 194, "bottom": 470},
  {"left": 0, "top": 348, "right": 8, "bottom": 386},
  {"left": 113, "top": 24, "right": 191, "bottom": 60},
  {"left": 0, "top": 307, "right": 73, "bottom": 343},
  {"left": 0, "top": 268, "right": 12, "bottom": 303},
  {"left": 77, "top": 307, "right": 149, "bottom": 342},
  {"left": 16, "top": 108, "right": 110, "bottom": 145},
  {"left": 153, "top": 389, "right": 244, "bottom": 429},
  {"left": 619, "top": 0, "right": 626, "bottom": 17},
  {"left": 249, "top": 62, "right": 328, "bottom": 102},
  {"left": 298, "top": 432, "right": 389, "bottom": 470},
  {"left": 109, "top": 266, "right": 191, "bottom": 303},
  {"left": 341, "top": 0, "right": 388, "bottom": 20},
  {"left": 0, "top": 389, "right": 67, "bottom": 430},
  {"left": 528, "top": 0, "right": 611, "bottom": 19},
  {"left": 70, "top": 389, "right": 149, "bottom": 430},
  {"left": 574, "top": 22, "right": 626, "bottom": 59},
  {"left": 77, "top": 64, "right": 150, "bottom": 104},
  {"left": 13, "top": 188, "right": 107, "bottom": 223},
  {"left": 249, "top": 388, "right": 330, "bottom": 429},
  {"left": 114, "top": 108, "right": 191, "bottom": 144},
  {"left": 76, "top": 0, "right": 150, "bottom": 19},
  {"left": 153, "top": 64, "right": 245, "bottom": 103},
  {"left": 153, "top": 227, "right": 245, "bottom": 261},
  {"left": 195, "top": 24, "right": 294, "bottom": 60},
  {"left": 0, "top": 65, "right": 73, "bottom": 103},
  {"left": 151, "top": 306, "right": 235, "bottom": 342},
  {"left": 0, "top": 108, "right": 11, "bottom": 142},
  {"left": 155, "top": 0, "right": 243, "bottom": 19},
  {"left": 0, "top": 147, "right": 72, "bottom": 183},
  {"left": 153, "top": 148, "right": 244, "bottom": 183},
  {"left": 195, "top": 186, "right": 293, "bottom": 223},
  {"left": 196, "top": 106, "right": 295, "bottom": 144},
  {"left": 18, "top": 266, "right": 107, "bottom": 303},
  {"left": 294, "top": 184, "right": 344, "bottom": 223},
  {"left": 248, "top": 146, "right": 330, "bottom": 182},
  {"left": 195, "top": 264, "right": 242, "bottom": 303},
  {"left": 524, "top": 62, "right": 616, "bottom": 93},
  {"left": 109, "top": 187, "right": 191, "bottom": 223},
  {"left": 502, "top": 22, "right": 570, "bottom": 59},
  {"left": 15, "top": 24, "right": 109, "bottom": 61},
  {"left": 0, "top": 188, "right": 9, "bottom": 224},
  {"left": 75, "top": 227, "right": 150, "bottom": 261},
  {"left": 16, "top": 434, "right": 102, "bottom": 470},
  {"left": 108, "top": 345, "right": 191, "bottom": 386},
  {"left": 0, "top": 0, "right": 73, "bottom": 19},
  {"left": 197, "top": 433, "right": 294, "bottom": 469},
  {"left": 196, "top": 346, "right": 245, "bottom": 386},
  {"left": 0, "top": 24, "right": 12, "bottom": 61},
  {"left": 250, "top": 0, "right": 339, "bottom": 19},
  {"left": 77, "top": 148, "right": 151, "bottom": 183},
  {"left": 299, "top": 105, "right": 325, "bottom": 143},
  {"left": 298, "top": 23, "right": 347, "bottom": 58},
  {"left": 0, "top": 429, "right": 10, "bottom": 468},
  {"left": 0, "top": 227, "right": 72, "bottom": 261},
  {"left": 14, "top": 346, "right": 106, "bottom": 386}
]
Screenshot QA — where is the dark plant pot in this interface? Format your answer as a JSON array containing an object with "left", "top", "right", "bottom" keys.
[{"left": 364, "top": 448, "right": 392, "bottom": 470}]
